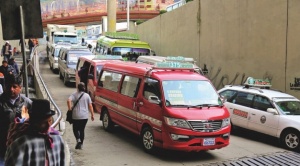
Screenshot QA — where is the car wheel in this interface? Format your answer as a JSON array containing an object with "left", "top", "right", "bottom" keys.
[
  {"left": 230, "top": 122, "right": 238, "bottom": 134},
  {"left": 102, "top": 110, "right": 114, "bottom": 131},
  {"left": 281, "top": 129, "right": 300, "bottom": 151},
  {"left": 59, "top": 70, "right": 63, "bottom": 79},
  {"left": 141, "top": 127, "right": 155, "bottom": 153}
]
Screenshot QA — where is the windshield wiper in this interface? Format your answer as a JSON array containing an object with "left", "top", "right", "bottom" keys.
[
  {"left": 194, "top": 104, "right": 223, "bottom": 108},
  {"left": 170, "top": 104, "right": 193, "bottom": 107}
]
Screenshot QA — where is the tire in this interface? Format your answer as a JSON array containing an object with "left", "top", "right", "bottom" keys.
[
  {"left": 280, "top": 129, "right": 300, "bottom": 151},
  {"left": 230, "top": 122, "right": 237, "bottom": 134},
  {"left": 102, "top": 110, "right": 114, "bottom": 131},
  {"left": 63, "top": 73, "right": 69, "bottom": 86},
  {"left": 141, "top": 127, "right": 155, "bottom": 153},
  {"left": 50, "top": 63, "right": 53, "bottom": 70},
  {"left": 59, "top": 70, "right": 63, "bottom": 79}
]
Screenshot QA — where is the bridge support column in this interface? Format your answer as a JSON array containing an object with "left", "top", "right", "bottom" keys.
[{"left": 107, "top": 0, "right": 116, "bottom": 32}]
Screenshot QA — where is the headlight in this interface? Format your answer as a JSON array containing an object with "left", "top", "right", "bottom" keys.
[
  {"left": 164, "top": 117, "right": 191, "bottom": 129},
  {"left": 66, "top": 68, "right": 75, "bottom": 74},
  {"left": 221, "top": 118, "right": 230, "bottom": 128}
]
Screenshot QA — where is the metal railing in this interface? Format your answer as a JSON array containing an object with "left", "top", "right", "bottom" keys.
[
  {"left": 30, "top": 45, "right": 63, "bottom": 130},
  {"left": 166, "top": 0, "right": 186, "bottom": 12}
]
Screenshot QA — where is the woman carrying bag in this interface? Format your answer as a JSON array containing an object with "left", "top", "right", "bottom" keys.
[{"left": 67, "top": 82, "right": 94, "bottom": 150}]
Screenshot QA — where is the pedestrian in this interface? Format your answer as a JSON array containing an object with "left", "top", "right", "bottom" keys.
[
  {"left": 0, "top": 76, "right": 32, "bottom": 164},
  {"left": 28, "top": 38, "right": 34, "bottom": 55},
  {"left": 78, "top": 65, "right": 89, "bottom": 91},
  {"left": 1, "top": 41, "right": 12, "bottom": 61},
  {"left": 67, "top": 82, "right": 94, "bottom": 149},
  {"left": 0, "top": 60, "right": 15, "bottom": 90},
  {"left": 20, "top": 59, "right": 34, "bottom": 88},
  {"left": 5, "top": 98, "right": 65, "bottom": 166},
  {"left": 19, "top": 39, "right": 26, "bottom": 47},
  {"left": 8, "top": 58, "right": 19, "bottom": 76}
]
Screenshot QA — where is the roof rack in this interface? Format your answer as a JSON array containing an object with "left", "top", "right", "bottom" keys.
[
  {"left": 145, "top": 61, "right": 195, "bottom": 76},
  {"left": 93, "top": 55, "right": 123, "bottom": 60},
  {"left": 105, "top": 32, "right": 139, "bottom": 40}
]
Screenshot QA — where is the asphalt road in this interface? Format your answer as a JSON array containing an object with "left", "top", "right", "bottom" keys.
[{"left": 37, "top": 50, "right": 290, "bottom": 166}]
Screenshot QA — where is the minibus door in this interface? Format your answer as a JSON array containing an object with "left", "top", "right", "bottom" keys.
[
  {"left": 136, "top": 78, "right": 163, "bottom": 141},
  {"left": 118, "top": 75, "right": 141, "bottom": 133}
]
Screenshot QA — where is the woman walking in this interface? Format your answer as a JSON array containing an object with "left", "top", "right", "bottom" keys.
[{"left": 67, "top": 82, "right": 94, "bottom": 149}]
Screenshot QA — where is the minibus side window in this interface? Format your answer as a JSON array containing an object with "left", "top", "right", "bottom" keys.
[
  {"left": 143, "top": 78, "right": 161, "bottom": 100},
  {"left": 98, "top": 71, "right": 122, "bottom": 92},
  {"left": 120, "top": 76, "right": 141, "bottom": 98}
]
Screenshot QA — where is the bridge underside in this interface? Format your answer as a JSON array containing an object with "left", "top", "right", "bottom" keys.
[{"left": 42, "top": 11, "right": 160, "bottom": 27}]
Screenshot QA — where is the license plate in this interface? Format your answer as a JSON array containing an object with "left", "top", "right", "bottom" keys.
[{"left": 203, "top": 138, "right": 215, "bottom": 146}]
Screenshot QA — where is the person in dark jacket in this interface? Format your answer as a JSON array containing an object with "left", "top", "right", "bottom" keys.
[
  {"left": 1, "top": 41, "right": 12, "bottom": 61},
  {"left": 28, "top": 39, "right": 34, "bottom": 55},
  {"left": 0, "top": 60, "right": 15, "bottom": 90},
  {"left": 8, "top": 58, "right": 19, "bottom": 76},
  {"left": 5, "top": 99, "right": 65, "bottom": 166},
  {"left": 0, "top": 76, "right": 32, "bottom": 164}
]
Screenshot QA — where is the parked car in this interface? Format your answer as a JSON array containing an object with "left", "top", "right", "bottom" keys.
[
  {"left": 218, "top": 77, "right": 300, "bottom": 151},
  {"left": 49, "top": 42, "right": 72, "bottom": 73},
  {"left": 58, "top": 46, "right": 93, "bottom": 86}
]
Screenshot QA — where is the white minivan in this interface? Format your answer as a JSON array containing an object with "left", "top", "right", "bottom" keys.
[{"left": 49, "top": 42, "right": 72, "bottom": 73}]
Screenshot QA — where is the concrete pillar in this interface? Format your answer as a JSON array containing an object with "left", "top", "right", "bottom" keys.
[{"left": 107, "top": 0, "right": 116, "bottom": 32}]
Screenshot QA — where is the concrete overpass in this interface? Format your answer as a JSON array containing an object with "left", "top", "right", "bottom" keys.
[
  {"left": 42, "top": 10, "right": 160, "bottom": 27},
  {"left": 41, "top": 2, "right": 161, "bottom": 28}
]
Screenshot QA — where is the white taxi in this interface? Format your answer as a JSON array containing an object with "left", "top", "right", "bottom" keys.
[{"left": 218, "top": 77, "right": 300, "bottom": 151}]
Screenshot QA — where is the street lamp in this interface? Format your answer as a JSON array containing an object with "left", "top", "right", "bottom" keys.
[
  {"left": 51, "top": 0, "right": 56, "bottom": 15},
  {"left": 77, "top": 0, "right": 80, "bottom": 13},
  {"left": 127, "top": 0, "right": 130, "bottom": 30}
]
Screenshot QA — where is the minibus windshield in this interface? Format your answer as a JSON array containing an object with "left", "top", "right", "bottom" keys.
[
  {"left": 112, "top": 47, "right": 150, "bottom": 61},
  {"left": 162, "top": 80, "right": 221, "bottom": 107}
]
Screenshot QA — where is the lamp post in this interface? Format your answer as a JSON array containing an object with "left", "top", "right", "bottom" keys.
[
  {"left": 51, "top": 0, "right": 56, "bottom": 15},
  {"left": 77, "top": 0, "right": 80, "bottom": 13},
  {"left": 127, "top": 0, "right": 129, "bottom": 30}
]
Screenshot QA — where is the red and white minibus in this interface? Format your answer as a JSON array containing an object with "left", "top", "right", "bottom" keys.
[{"left": 94, "top": 61, "right": 231, "bottom": 152}]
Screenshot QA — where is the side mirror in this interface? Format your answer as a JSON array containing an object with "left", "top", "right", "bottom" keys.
[
  {"left": 46, "top": 36, "right": 49, "bottom": 41},
  {"left": 267, "top": 108, "right": 278, "bottom": 115},
  {"left": 220, "top": 96, "right": 227, "bottom": 103},
  {"left": 88, "top": 74, "right": 94, "bottom": 79},
  {"left": 148, "top": 96, "right": 161, "bottom": 105}
]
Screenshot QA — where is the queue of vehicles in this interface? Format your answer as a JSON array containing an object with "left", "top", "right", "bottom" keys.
[{"left": 45, "top": 26, "right": 300, "bottom": 153}]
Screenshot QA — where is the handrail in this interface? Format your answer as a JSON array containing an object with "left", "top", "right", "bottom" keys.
[
  {"left": 30, "top": 45, "right": 63, "bottom": 130},
  {"left": 166, "top": 0, "right": 186, "bottom": 12}
]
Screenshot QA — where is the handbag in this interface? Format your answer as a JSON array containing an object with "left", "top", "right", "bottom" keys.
[{"left": 66, "top": 93, "right": 84, "bottom": 124}]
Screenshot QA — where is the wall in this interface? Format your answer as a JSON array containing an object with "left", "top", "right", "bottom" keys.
[{"left": 128, "top": 0, "right": 300, "bottom": 99}]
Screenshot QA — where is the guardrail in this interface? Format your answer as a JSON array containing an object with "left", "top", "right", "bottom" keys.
[
  {"left": 30, "top": 45, "right": 63, "bottom": 130},
  {"left": 166, "top": 0, "right": 186, "bottom": 12}
]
